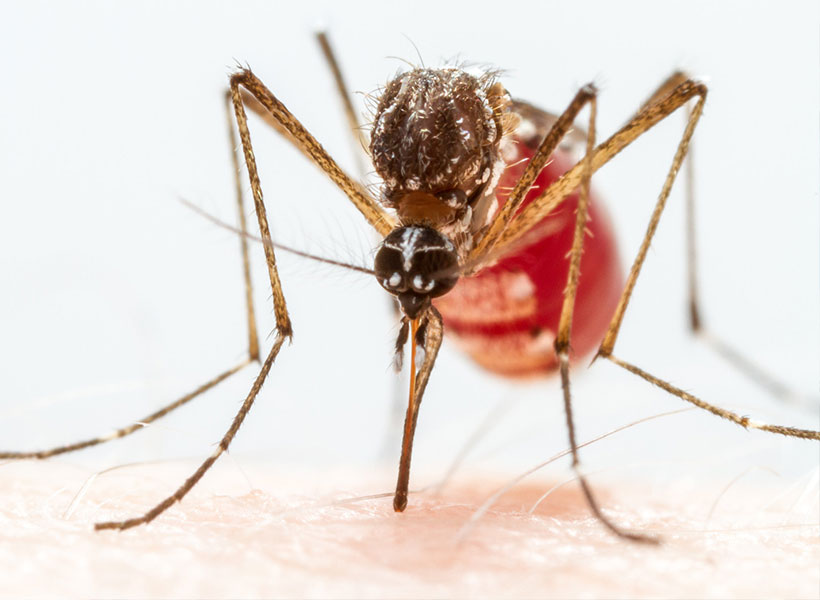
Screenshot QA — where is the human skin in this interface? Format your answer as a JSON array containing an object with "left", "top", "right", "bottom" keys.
[{"left": 1, "top": 436, "right": 817, "bottom": 599}]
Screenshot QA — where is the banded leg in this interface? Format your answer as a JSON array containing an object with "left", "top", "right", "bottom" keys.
[{"left": 95, "top": 69, "right": 301, "bottom": 530}]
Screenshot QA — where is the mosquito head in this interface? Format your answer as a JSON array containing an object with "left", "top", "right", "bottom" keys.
[
  {"left": 371, "top": 67, "right": 512, "bottom": 233},
  {"left": 374, "top": 225, "right": 459, "bottom": 319}
]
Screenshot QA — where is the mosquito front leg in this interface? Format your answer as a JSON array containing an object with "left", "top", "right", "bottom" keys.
[
  {"left": 229, "top": 68, "right": 395, "bottom": 237},
  {"left": 482, "top": 80, "right": 709, "bottom": 258},
  {"left": 471, "top": 85, "right": 598, "bottom": 261}
]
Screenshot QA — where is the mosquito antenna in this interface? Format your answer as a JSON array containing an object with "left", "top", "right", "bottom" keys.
[{"left": 179, "top": 197, "right": 375, "bottom": 276}]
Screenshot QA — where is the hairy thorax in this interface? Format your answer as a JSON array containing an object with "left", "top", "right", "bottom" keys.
[{"left": 370, "top": 67, "right": 516, "bottom": 248}]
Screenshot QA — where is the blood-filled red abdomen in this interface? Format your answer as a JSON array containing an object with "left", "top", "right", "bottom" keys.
[{"left": 434, "top": 142, "right": 622, "bottom": 377}]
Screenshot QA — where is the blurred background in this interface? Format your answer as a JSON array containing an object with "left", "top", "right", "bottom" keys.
[{"left": 0, "top": 0, "right": 817, "bottom": 516}]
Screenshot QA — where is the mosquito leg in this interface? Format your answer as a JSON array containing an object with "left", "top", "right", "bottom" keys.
[
  {"left": 605, "top": 355, "right": 819, "bottom": 440},
  {"left": 677, "top": 97, "right": 814, "bottom": 404},
  {"left": 95, "top": 337, "right": 285, "bottom": 531},
  {"left": 229, "top": 68, "right": 395, "bottom": 237},
  {"left": 225, "top": 90, "right": 260, "bottom": 362},
  {"left": 312, "top": 32, "right": 407, "bottom": 455},
  {"left": 479, "top": 79, "right": 710, "bottom": 260},
  {"left": 683, "top": 106, "right": 702, "bottom": 335},
  {"left": 0, "top": 85, "right": 272, "bottom": 463},
  {"left": 587, "top": 79, "right": 820, "bottom": 441},
  {"left": 633, "top": 73, "right": 808, "bottom": 400},
  {"left": 393, "top": 307, "right": 444, "bottom": 512},
  {"left": 634, "top": 71, "right": 690, "bottom": 117},
  {"left": 94, "top": 71, "right": 305, "bottom": 531},
  {"left": 0, "top": 359, "right": 251, "bottom": 460},
  {"left": 315, "top": 31, "right": 369, "bottom": 170},
  {"left": 472, "top": 85, "right": 598, "bottom": 260},
  {"left": 550, "top": 87, "right": 658, "bottom": 543}
]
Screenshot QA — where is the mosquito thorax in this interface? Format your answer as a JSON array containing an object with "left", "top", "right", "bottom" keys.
[
  {"left": 374, "top": 226, "right": 460, "bottom": 319},
  {"left": 370, "top": 67, "right": 513, "bottom": 234}
]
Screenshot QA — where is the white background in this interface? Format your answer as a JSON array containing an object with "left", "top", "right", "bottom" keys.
[{"left": 0, "top": 0, "right": 817, "bottom": 501}]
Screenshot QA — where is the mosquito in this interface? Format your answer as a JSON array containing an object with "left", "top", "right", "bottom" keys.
[{"left": 2, "top": 33, "right": 817, "bottom": 544}]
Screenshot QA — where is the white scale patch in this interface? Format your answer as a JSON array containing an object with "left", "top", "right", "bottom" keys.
[
  {"left": 516, "top": 117, "right": 537, "bottom": 141},
  {"left": 435, "top": 270, "right": 537, "bottom": 324},
  {"left": 400, "top": 227, "right": 421, "bottom": 271},
  {"left": 509, "top": 273, "right": 536, "bottom": 300}
]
